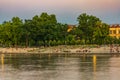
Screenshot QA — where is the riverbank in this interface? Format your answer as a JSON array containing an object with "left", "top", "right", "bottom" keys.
[{"left": 0, "top": 45, "right": 120, "bottom": 54}]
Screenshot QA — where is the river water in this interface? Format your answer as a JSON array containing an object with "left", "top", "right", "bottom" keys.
[{"left": 0, "top": 53, "right": 120, "bottom": 80}]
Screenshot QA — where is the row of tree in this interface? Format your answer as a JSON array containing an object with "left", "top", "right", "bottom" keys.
[{"left": 0, "top": 12, "right": 119, "bottom": 47}]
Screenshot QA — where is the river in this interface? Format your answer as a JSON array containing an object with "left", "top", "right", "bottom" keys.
[{"left": 0, "top": 53, "right": 120, "bottom": 80}]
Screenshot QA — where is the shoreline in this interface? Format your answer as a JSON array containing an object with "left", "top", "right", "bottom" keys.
[{"left": 0, "top": 45, "right": 120, "bottom": 54}]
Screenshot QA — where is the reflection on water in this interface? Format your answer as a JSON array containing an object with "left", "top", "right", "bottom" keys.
[
  {"left": 93, "top": 55, "right": 96, "bottom": 72},
  {"left": 1, "top": 54, "right": 5, "bottom": 80},
  {"left": 0, "top": 53, "right": 120, "bottom": 80},
  {"left": 1, "top": 54, "right": 4, "bottom": 70},
  {"left": 93, "top": 55, "right": 97, "bottom": 80}
]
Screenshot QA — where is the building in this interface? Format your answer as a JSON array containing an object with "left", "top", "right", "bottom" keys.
[
  {"left": 67, "top": 25, "right": 76, "bottom": 32},
  {"left": 109, "top": 24, "right": 120, "bottom": 39}
]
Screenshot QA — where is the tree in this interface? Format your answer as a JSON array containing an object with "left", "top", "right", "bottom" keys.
[
  {"left": 77, "top": 13, "right": 109, "bottom": 44},
  {"left": 0, "top": 17, "right": 23, "bottom": 47},
  {"left": 24, "top": 12, "right": 58, "bottom": 46},
  {"left": 22, "top": 20, "right": 32, "bottom": 47},
  {"left": 93, "top": 21, "right": 109, "bottom": 44},
  {"left": 0, "top": 21, "right": 13, "bottom": 46},
  {"left": 11, "top": 17, "right": 23, "bottom": 47}
]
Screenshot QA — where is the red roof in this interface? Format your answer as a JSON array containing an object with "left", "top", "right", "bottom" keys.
[{"left": 109, "top": 24, "right": 120, "bottom": 28}]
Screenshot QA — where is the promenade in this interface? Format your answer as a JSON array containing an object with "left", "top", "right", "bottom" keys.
[{"left": 0, "top": 45, "right": 120, "bottom": 54}]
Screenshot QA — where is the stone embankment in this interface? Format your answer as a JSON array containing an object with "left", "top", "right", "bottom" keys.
[{"left": 0, "top": 45, "right": 120, "bottom": 54}]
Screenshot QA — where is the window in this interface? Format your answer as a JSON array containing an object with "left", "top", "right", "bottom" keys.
[
  {"left": 119, "top": 30, "right": 120, "bottom": 34},
  {"left": 109, "top": 30, "right": 112, "bottom": 34},
  {"left": 113, "top": 30, "right": 116, "bottom": 34}
]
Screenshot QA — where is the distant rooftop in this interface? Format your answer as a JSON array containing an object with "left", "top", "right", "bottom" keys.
[{"left": 109, "top": 24, "right": 120, "bottom": 28}]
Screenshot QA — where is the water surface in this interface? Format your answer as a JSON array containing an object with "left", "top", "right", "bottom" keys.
[{"left": 0, "top": 53, "right": 120, "bottom": 80}]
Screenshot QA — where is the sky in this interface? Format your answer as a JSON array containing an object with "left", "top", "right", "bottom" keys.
[{"left": 0, "top": 0, "right": 120, "bottom": 24}]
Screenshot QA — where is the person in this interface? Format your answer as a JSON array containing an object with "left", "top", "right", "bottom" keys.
[
  {"left": 116, "top": 46, "right": 119, "bottom": 53},
  {"left": 110, "top": 44, "right": 113, "bottom": 53}
]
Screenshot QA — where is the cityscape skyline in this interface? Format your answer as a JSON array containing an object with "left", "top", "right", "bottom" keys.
[{"left": 0, "top": 0, "right": 120, "bottom": 24}]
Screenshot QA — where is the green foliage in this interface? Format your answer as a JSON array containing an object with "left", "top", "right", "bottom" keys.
[
  {"left": 77, "top": 13, "right": 110, "bottom": 44},
  {"left": 0, "top": 12, "right": 117, "bottom": 47}
]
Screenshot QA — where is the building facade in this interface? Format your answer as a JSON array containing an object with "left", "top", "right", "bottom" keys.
[
  {"left": 109, "top": 24, "right": 120, "bottom": 39},
  {"left": 67, "top": 25, "right": 76, "bottom": 32}
]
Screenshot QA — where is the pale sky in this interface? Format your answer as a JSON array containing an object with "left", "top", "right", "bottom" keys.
[{"left": 0, "top": 0, "right": 120, "bottom": 24}]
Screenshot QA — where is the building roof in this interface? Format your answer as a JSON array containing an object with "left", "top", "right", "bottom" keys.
[
  {"left": 68, "top": 25, "right": 76, "bottom": 28},
  {"left": 109, "top": 24, "right": 120, "bottom": 28}
]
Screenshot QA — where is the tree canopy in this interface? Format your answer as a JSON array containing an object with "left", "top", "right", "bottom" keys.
[
  {"left": 0, "top": 12, "right": 118, "bottom": 47},
  {"left": 76, "top": 13, "right": 110, "bottom": 44}
]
